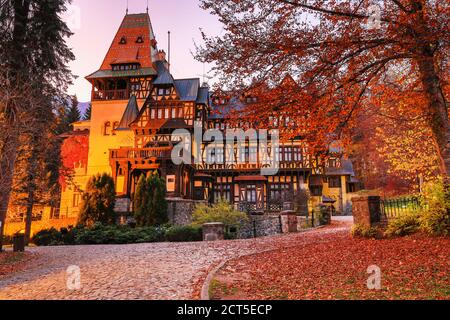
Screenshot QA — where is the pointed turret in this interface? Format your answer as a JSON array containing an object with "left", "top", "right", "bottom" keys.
[
  {"left": 116, "top": 95, "right": 139, "bottom": 130},
  {"left": 86, "top": 12, "right": 159, "bottom": 101}
]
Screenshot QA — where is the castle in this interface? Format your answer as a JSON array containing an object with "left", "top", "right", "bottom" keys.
[{"left": 5, "top": 12, "right": 361, "bottom": 236}]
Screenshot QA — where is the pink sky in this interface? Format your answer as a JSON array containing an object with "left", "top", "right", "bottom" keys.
[{"left": 66, "top": 0, "right": 222, "bottom": 102}]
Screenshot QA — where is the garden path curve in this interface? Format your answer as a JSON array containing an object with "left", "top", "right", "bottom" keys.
[{"left": 0, "top": 220, "right": 351, "bottom": 300}]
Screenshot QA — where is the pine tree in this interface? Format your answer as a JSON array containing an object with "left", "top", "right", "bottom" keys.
[
  {"left": 0, "top": 0, "right": 74, "bottom": 250},
  {"left": 152, "top": 173, "right": 168, "bottom": 225},
  {"left": 133, "top": 174, "right": 148, "bottom": 227},
  {"left": 83, "top": 103, "right": 92, "bottom": 121},
  {"left": 78, "top": 174, "right": 116, "bottom": 227},
  {"left": 66, "top": 95, "right": 81, "bottom": 127},
  {"left": 133, "top": 172, "right": 168, "bottom": 227}
]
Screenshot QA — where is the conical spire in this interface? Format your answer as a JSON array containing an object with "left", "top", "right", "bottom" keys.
[{"left": 116, "top": 95, "right": 139, "bottom": 130}]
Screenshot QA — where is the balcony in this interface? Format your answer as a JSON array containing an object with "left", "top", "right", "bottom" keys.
[
  {"left": 93, "top": 89, "right": 129, "bottom": 101},
  {"left": 110, "top": 147, "right": 173, "bottom": 162}
]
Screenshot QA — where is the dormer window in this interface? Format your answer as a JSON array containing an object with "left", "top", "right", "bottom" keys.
[
  {"left": 119, "top": 36, "right": 127, "bottom": 44},
  {"left": 112, "top": 63, "right": 140, "bottom": 71},
  {"left": 157, "top": 88, "right": 171, "bottom": 96},
  {"left": 136, "top": 36, "right": 144, "bottom": 43}
]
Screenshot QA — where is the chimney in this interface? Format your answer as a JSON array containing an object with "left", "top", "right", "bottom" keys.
[{"left": 157, "top": 50, "right": 167, "bottom": 62}]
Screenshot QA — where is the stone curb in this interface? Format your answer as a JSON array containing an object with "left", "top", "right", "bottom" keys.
[{"left": 200, "top": 226, "right": 326, "bottom": 300}]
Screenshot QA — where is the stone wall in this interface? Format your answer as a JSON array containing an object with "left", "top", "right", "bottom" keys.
[
  {"left": 352, "top": 196, "right": 382, "bottom": 228},
  {"left": 166, "top": 198, "right": 206, "bottom": 226},
  {"left": 237, "top": 215, "right": 282, "bottom": 239}
]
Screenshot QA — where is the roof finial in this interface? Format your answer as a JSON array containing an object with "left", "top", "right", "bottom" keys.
[
  {"left": 146, "top": 0, "right": 149, "bottom": 13},
  {"left": 126, "top": 0, "right": 129, "bottom": 14},
  {"left": 168, "top": 31, "right": 171, "bottom": 72}
]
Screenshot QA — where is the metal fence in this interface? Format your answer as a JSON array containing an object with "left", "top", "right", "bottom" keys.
[{"left": 380, "top": 196, "right": 422, "bottom": 219}]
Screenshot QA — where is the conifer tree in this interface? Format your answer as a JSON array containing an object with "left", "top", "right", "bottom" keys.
[
  {"left": 83, "top": 103, "right": 92, "bottom": 121},
  {"left": 133, "top": 174, "right": 148, "bottom": 227},
  {"left": 0, "top": 0, "right": 74, "bottom": 250},
  {"left": 133, "top": 172, "right": 168, "bottom": 227},
  {"left": 66, "top": 95, "right": 81, "bottom": 127},
  {"left": 78, "top": 174, "right": 116, "bottom": 227}
]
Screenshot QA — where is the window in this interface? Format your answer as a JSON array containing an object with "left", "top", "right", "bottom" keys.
[
  {"left": 158, "top": 109, "right": 163, "bottom": 119},
  {"left": 328, "top": 158, "right": 338, "bottom": 168},
  {"left": 136, "top": 36, "right": 144, "bottom": 43},
  {"left": 151, "top": 109, "right": 156, "bottom": 119},
  {"left": 284, "top": 147, "right": 292, "bottom": 162},
  {"left": 166, "top": 175, "right": 176, "bottom": 192},
  {"left": 310, "top": 186, "right": 323, "bottom": 196},
  {"left": 103, "top": 121, "right": 111, "bottom": 135},
  {"left": 112, "top": 121, "right": 119, "bottom": 135},
  {"left": 249, "top": 146, "right": 258, "bottom": 163},
  {"left": 172, "top": 108, "right": 177, "bottom": 119},
  {"left": 328, "top": 176, "right": 342, "bottom": 188},
  {"left": 165, "top": 108, "right": 169, "bottom": 119},
  {"left": 73, "top": 193, "right": 81, "bottom": 208},
  {"left": 119, "top": 36, "right": 127, "bottom": 44}
]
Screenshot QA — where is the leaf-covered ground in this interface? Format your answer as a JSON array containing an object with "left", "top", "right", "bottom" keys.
[
  {"left": 0, "top": 252, "right": 36, "bottom": 277},
  {"left": 211, "top": 233, "right": 450, "bottom": 300}
]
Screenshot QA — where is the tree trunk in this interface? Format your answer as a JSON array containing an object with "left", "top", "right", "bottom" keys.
[
  {"left": 24, "top": 137, "right": 39, "bottom": 244},
  {"left": 0, "top": 134, "right": 19, "bottom": 251},
  {"left": 417, "top": 55, "right": 450, "bottom": 177}
]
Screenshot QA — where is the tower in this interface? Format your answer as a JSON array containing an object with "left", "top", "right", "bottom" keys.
[{"left": 84, "top": 12, "right": 159, "bottom": 177}]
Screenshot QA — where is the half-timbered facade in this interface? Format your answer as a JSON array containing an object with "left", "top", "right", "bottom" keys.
[{"left": 58, "top": 11, "right": 361, "bottom": 220}]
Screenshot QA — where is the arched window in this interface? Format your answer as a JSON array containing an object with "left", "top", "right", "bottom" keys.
[
  {"left": 112, "top": 121, "right": 120, "bottom": 135},
  {"left": 104, "top": 121, "right": 111, "bottom": 136}
]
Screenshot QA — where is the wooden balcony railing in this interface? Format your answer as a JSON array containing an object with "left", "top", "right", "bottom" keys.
[
  {"left": 110, "top": 147, "right": 173, "bottom": 161},
  {"left": 93, "top": 89, "right": 129, "bottom": 101}
]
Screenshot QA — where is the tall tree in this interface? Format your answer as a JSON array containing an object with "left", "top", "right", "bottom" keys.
[
  {"left": 133, "top": 172, "right": 168, "bottom": 227},
  {"left": 66, "top": 95, "right": 81, "bottom": 126},
  {"left": 83, "top": 102, "right": 92, "bottom": 121},
  {"left": 197, "top": 0, "right": 449, "bottom": 176},
  {"left": 78, "top": 174, "right": 116, "bottom": 227},
  {"left": 0, "top": 0, "right": 74, "bottom": 250}
]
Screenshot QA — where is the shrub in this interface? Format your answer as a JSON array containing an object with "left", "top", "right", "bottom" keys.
[
  {"left": 384, "top": 211, "right": 421, "bottom": 237},
  {"left": 32, "top": 228, "right": 64, "bottom": 246},
  {"left": 32, "top": 224, "right": 202, "bottom": 246},
  {"left": 133, "top": 172, "right": 168, "bottom": 227},
  {"left": 419, "top": 179, "right": 450, "bottom": 236},
  {"left": 1, "top": 235, "right": 13, "bottom": 246},
  {"left": 313, "top": 205, "right": 332, "bottom": 226},
  {"left": 78, "top": 174, "right": 116, "bottom": 227},
  {"left": 165, "top": 225, "right": 203, "bottom": 242},
  {"left": 351, "top": 224, "right": 382, "bottom": 239},
  {"left": 192, "top": 198, "right": 248, "bottom": 229}
]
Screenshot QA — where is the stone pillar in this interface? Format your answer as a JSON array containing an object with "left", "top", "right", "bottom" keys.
[
  {"left": 352, "top": 196, "right": 382, "bottom": 228},
  {"left": 202, "top": 223, "right": 225, "bottom": 241},
  {"left": 280, "top": 211, "right": 298, "bottom": 233}
]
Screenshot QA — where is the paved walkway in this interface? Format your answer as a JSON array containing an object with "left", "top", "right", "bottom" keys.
[{"left": 0, "top": 221, "right": 350, "bottom": 300}]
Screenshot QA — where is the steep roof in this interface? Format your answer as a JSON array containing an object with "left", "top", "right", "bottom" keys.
[
  {"left": 153, "top": 60, "right": 174, "bottom": 85},
  {"left": 87, "top": 13, "right": 157, "bottom": 80},
  {"left": 116, "top": 95, "right": 139, "bottom": 130},
  {"left": 196, "top": 87, "right": 210, "bottom": 105},
  {"left": 174, "top": 78, "right": 200, "bottom": 101}
]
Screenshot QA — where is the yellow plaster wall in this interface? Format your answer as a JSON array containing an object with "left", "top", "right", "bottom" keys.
[{"left": 86, "top": 99, "right": 141, "bottom": 177}]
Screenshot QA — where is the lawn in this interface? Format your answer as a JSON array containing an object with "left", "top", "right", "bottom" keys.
[{"left": 210, "top": 233, "right": 450, "bottom": 300}]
